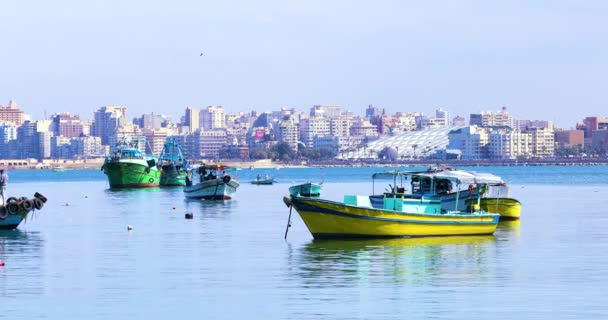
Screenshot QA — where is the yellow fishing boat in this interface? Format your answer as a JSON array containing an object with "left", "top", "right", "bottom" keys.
[
  {"left": 283, "top": 195, "right": 500, "bottom": 239},
  {"left": 478, "top": 198, "right": 522, "bottom": 220}
]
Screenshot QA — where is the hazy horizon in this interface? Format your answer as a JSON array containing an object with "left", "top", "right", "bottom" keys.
[{"left": 2, "top": 0, "right": 607, "bottom": 128}]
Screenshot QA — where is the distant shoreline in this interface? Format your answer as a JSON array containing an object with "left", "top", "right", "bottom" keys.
[{"left": 1, "top": 157, "right": 607, "bottom": 170}]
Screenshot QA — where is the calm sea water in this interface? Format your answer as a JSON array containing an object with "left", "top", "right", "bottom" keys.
[{"left": 1, "top": 166, "right": 607, "bottom": 319}]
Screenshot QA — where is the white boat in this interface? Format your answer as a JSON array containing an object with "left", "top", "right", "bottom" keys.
[{"left": 183, "top": 164, "right": 240, "bottom": 200}]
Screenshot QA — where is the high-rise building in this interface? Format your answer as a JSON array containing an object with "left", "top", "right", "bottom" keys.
[
  {"left": 92, "top": 105, "right": 129, "bottom": 145},
  {"left": 0, "top": 124, "right": 17, "bottom": 158},
  {"left": 135, "top": 113, "right": 165, "bottom": 130},
  {"left": 185, "top": 107, "right": 200, "bottom": 132},
  {"left": 469, "top": 106, "right": 513, "bottom": 127},
  {"left": 277, "top": 119, "right": 300, "bottom": 151},
  {"left": 200, "top": 106, "right": 226, "bottom": 130},
  {"left": 71, "top": 136, "right": 104, "bottom": 157},
  {"left": 142, "top": 128, "right": 168, "bottom": 155},
  {"left": 51, "top": 113, "right": 84, "bottom": 138},
  {"left": 299, "top": 117, "right": 330, "bottom": 148},
  {"left": 0, "top": 100, "right": 26, "bottom": 126}
]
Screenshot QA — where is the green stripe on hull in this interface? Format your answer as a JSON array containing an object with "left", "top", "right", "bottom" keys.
[{"left": 103, "top": 161, "right": 160, "bottom": 188}]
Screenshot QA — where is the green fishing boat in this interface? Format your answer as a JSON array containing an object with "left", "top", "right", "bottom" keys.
[
  {"left": 102, "top": 140, "right": 160, "bottom": 188},
  {"left": 158, "top": 137, "right": 189, "bottom": 186}
]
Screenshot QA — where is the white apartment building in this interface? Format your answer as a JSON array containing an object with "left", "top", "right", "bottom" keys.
[
  {"left": 526, "top": 127, "right": 555, "bottom": 157},
  {"left": 299, "top": 117, "right": 330, "bottom": 148},
  {"left": 330, "top": 117, "right": 351, "bottom": 137},
  {"left": 200, "top": 106, "right": 226, "bottom": 130},
  {"left": 449, "top": 125, "right": 540, "bottom": 159},
  {"left": 448, "top": 126, "right": 489, "bottom": 159},
  {"left": 196, "top": 129, "right": 228, "bottom": 158},
  {"left": 277, "top": 120, "right": 300, "bottom": 151},
  {"left": 470, "top": 107, "right": 514, "bottom": 127},
  {"left": 184, "top": 107, "right": 200, "bottom": 132},
  {"left": 394, "top": 113, "right": 418, "bottom": 132},
  {"left": 350, "top": 119, "right": 378, "bottom": 137}
]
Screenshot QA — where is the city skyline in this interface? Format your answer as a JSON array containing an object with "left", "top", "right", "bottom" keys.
[
  {"left": 2, "top": 1, "right": 608, "bottom": 128},
  {"left": 0, "top": 99, "right": 600, "bottom": 129}
]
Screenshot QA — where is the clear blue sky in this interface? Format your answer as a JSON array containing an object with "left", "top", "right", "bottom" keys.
[{"left": 1, "top": 0, "right": 607, "bottom": 128}]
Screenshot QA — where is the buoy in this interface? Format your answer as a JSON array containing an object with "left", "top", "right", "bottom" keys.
[
  {"left": 85, "top": 195, "right": 88, "bottom": 198},
  {"left": 0, "top": 260, "right": 4, "bottom": 267},
  {"left": 127, "top": 225, "right": 133, "bottom": 231},
  {"left": 185, "top": 213, "right": 193, "bottom": 219},
  {"left": 172, "top": 206, "right": 176, "bottom": 210}
]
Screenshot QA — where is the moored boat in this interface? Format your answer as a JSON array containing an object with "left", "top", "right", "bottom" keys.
[
  {"left": 283, "top": 195, "right": 499, "bottom": 239},
  {"left": 284, "top": 168, "right": 504, "bottom": 239},
  {"left": 477, "top": 198, "right": 522, "bottom": 220},
  {"left": 0, "top": 193, "right": 48, "bottom": 230},
  {"left": 102, "top": 139, "right": 160, "bottom": 188},
  {"left": 288, "top": 182, "right": 322, "bottom": 198},
  {"left": 158, "top": 137, "right": 189, "bottom": 186},
  {"left": 369, "top": 168, "right": 516, "bottom": 216},
  {"left": 251, "top": 175, "right": 275, "bottom": 185},
  {"left": 183, "top": 164, "right": 239, "bottom": 200}
]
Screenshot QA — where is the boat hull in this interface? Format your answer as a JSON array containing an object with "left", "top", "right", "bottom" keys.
[
  {"left": 289, "top": 183, "right": 322, "bottom": 198},
  {"left": 103, "top": 160, "right": 161, "bottom": 188},
  {"left": 184, "top": 179, "right": 240, "bottom": 200},
  {"left": 0, "top": 213, "right": 25, "bottom": 229},
  {"left": 288, "top": 196, "right": 499, "bottom": 239},
  {"left": 160, "top": 170, "right": 187, "bottom": 186},
  {"left": 251, "top": 180, "right": 274, "bottom": 185},
  {"left": 479, "top": 198, "right": 522, "bottom": 220}
]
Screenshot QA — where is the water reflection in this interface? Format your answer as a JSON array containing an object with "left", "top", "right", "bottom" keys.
[
  {"left": 497, "top": 220, "right": 521, "bottom": 237},
  {"left": 0, "top": 230, "right": 44, "bottom": 256},
  {"left": 291, "top": 236, "right": 496, "bottom": 287},
  {"left": 184, "top": 198, "right": 237, "bottom": 221},
  {"left": 0, "top": 230, "right": 45, "bottom": 297}
]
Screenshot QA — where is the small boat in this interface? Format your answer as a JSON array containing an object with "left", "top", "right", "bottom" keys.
[
  {"left": 158, "top": 137, "right": 189, "bottom": 186},
  {"left": 283, "top": 195, "right": 499, "bottom": 239},
  {"left": 289, "top": 182, "right": 322, "bottom": 198},
  {"left": 475, "top": 198, "right": 522, "bottom": 220},
  {"left": 51, "top": 165, "right": 66, "bottom": 172},
  {"left": 283, "top": 169, "right": 500, "bottom": 239},
  {"left": 369, "top": 168, "right": 509, "bottom": 213},
  {"left": 251, "top": 175, "right": 275, "bottom": 185},
  {"left": 183, "top": 164, "right": 240, "bottom": 200},
  {"left": 0, "top": 193, "right": 48, "bottom": 230},
  {"left": 477, "top": 183, "right": 522, "bottom": 220},
  {"left": 101, "top": 138, "right": 160, "bottom": 188}
]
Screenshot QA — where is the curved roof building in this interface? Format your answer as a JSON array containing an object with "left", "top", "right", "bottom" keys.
[{"left": 340, "top": 126, "right": 464, "bottom": 159}]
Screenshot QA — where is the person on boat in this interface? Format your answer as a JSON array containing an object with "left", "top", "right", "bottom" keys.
[
  {"left": 257, "top": 174, "right": 260, "bottom": 181},
  {"left": 0, "top": 170, "right": 8, "bottom": 204},
  {"left": 207, "top": 171, "right": 216, "bottom": 180}
]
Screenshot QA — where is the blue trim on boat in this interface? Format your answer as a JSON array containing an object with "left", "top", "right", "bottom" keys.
[{"left": 293, "top": 198, "right": 499, "bottom": 225}]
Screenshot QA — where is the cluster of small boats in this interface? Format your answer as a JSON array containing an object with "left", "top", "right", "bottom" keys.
[
  {"left": 101, "top": 137, "right": 240, "bottom": 200},
  {"left": 284, "top": 168, "right": 521, "bottom": 239},
  {"left": 98, "top": 137, "right": 522, "bottom": 240}
]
